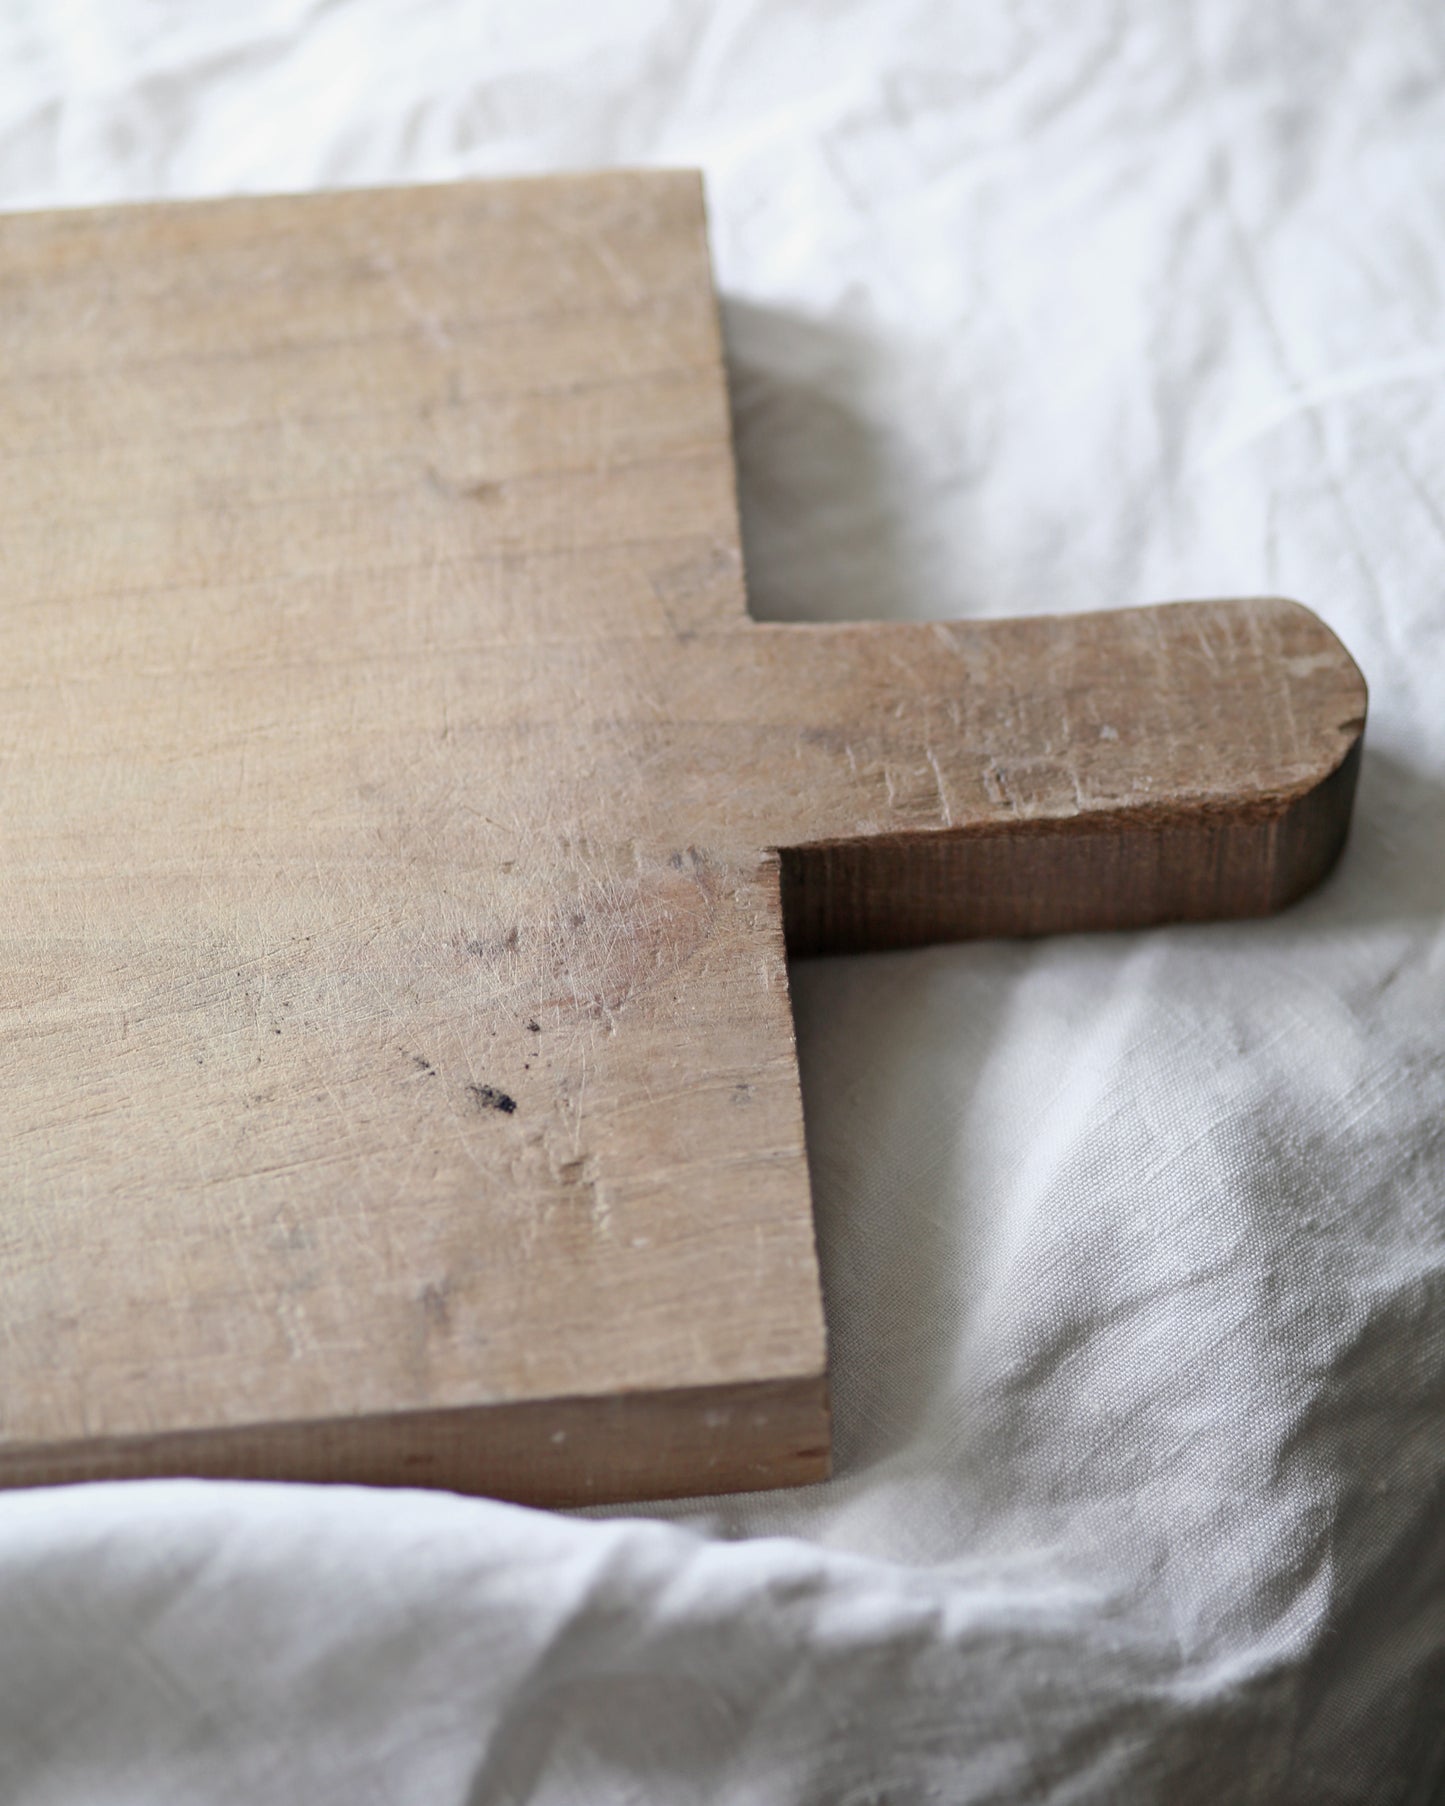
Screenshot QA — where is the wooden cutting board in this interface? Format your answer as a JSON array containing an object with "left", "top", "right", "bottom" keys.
[{"left": 0, "top": 172, "right": 1366, "bottom": 1504}]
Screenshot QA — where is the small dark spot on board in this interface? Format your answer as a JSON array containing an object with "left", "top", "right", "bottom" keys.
[
  {"left": 526, "top": 1019, "right": 540, "bottom": 1033},
  {"left": 570, "top": 912, "right": 585, "bottom": 928},
  {"left": 731, "top": 1082, "right": 753, "bottom": 1106},
  {"left": 410, "top": 1054, "right": 434, "bottom": 1074},
  {"left": 668, "top": 851, "right": 685, "bottom": 870},
  {"left": 419, "top": 1281, "right": 450, "bottom": 1328},
  {"left": 464, "top": 479, "right": 503, "bottom": 503},
  {"left": 465, "top": 926, "right": 520, "bottom": 957},
  {"left": 467, "top": 1083, "right": 517, "bottom": 1115}
]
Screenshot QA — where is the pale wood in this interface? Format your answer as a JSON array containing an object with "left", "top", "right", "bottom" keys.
[{"left": 0, "top": 173, "right": 1366, "bottom": 1503}]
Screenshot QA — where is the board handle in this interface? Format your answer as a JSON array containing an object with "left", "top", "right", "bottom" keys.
[{"left": 724, "top": 597, "right": 1366, "bottom": 955}]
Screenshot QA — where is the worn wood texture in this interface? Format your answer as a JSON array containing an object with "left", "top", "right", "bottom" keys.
[{"left": 0, "top": 173, "right": 1366, "bottom": 1504}]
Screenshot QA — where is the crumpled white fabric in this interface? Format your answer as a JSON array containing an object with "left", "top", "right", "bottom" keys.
[{"left": 1, "top": 3, "right": 1442, "bottom": 1801}]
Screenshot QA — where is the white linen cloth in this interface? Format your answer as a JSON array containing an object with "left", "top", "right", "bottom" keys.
[{"left": 1, "top": 3, "right": 1441, "bottom": 1800}]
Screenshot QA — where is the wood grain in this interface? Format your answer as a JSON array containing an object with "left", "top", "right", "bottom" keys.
[{"left": 0, "top": 172, "right": 1366, "bottom": 1503}]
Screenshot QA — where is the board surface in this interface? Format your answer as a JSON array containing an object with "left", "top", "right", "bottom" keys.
[{"left": 0, "top": 173, "right": 1365, "bottom": 1503}]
